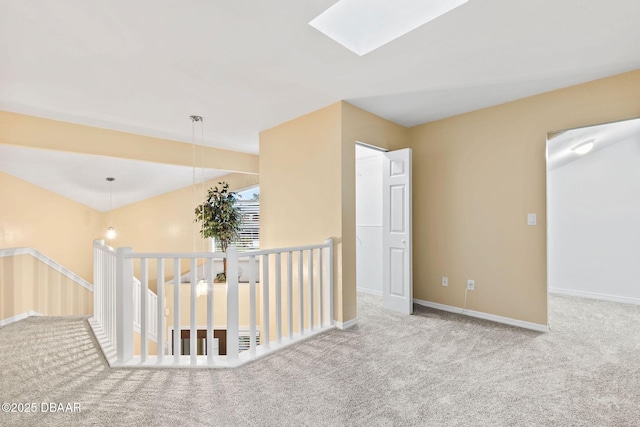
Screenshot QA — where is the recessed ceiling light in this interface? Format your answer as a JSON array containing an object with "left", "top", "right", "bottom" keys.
[
  {"left": 309, "top": 0, "right": 468, "bottom": 56},
  {"left": 571, "top": 139, "right": 595, "bottom": 155}
]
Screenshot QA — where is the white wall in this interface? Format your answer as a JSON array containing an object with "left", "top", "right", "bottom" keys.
[
  {"left": 548, "top": 134, "right": 640, "bottom": 303},
  {"left": 356, "top": 148, "right": 383, "bottom": 294}
]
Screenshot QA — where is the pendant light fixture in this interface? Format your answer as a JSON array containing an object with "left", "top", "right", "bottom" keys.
[
  {"left": 191, "top": 115, "right": 208, "bottom": 297},
  {"left": 106, "top": 177, "right": 116, "bottom": 241}
]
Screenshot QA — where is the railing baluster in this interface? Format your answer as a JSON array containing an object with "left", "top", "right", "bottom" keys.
[
  {"left": 141, "top": 258, "right": 148, "bottom": 362},
  {"left": 262, "top": 254, "right": 270, "bottom": 349},
  {"left": 308, "top": 249, "right": 314, "bottom": 331},
  {"left": 298, "top": 250, "right": 304, "bottom": 335},
  {"left": 109, "top": 252, "right": 114, "bottom": 346},
  {"left": 173, "top": 258, "right": 180, "bottom": 364},
  {"left": 93, "top": 244, "right": 98, "bottom": 326},
  {"left": 111, "top": 252, "right": 115, "bottom": 345},
  {"left": 287, "top": 251, "right": 293, "bottom": 339},
  {"left": 226, "top": 247, "right": 239, "bottom": 364},
  {"left": 275, "top": 252, "right": 282, "bottom": 344},
  {"left": 319, "top": 247, "right": 323, "bottom": 327},
  {"left": 116, "top": 247, "right": 133, "bottom": 364},
  {"left": 113, "top": 252, "right": 117, "bottom": 344},
  {"left": 206, "top": 258, "right": 214, "bottom": 366},
  {"left": 325, "top": 239, "right": 334, "bottom": 325},
  {"left": 249, "top": 255, "right": 257, "bottom": 357},
  {"left": 157, "top": 258, "right": 165, "bottom": 364},
  {"left": 107, "top": 252, "right": 111, "bottom": 342},
  {"left": 109, "top": 251, "right": 112, "bottom": 339},
  {"left": 189, "top": 258, "right": 197, "bottom": 366}
]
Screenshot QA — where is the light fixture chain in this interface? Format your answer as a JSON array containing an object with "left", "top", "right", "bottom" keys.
[{"left": 105, "top": 176, "right": 116, "bottom": 241}]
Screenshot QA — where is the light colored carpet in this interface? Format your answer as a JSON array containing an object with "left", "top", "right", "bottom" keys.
[{"left": 1, "top": 294, "right": 640, "bottom": 426}]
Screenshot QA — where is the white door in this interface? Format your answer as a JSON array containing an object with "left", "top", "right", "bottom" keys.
[{"left": 382, "top": 148, "right": 413, "bottom": 314}]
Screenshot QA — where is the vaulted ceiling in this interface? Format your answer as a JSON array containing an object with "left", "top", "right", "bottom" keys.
[{"left": 2, "top": 0, "right": 640, "bottom": 208}]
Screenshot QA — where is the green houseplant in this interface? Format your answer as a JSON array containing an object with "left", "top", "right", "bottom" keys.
[{"left": 194, "top": 182, "right": 241, "bottom": 282}]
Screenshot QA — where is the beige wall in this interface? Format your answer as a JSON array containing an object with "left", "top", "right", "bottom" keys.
[
  {"left": 259, "top": 102, "right": 407, "bottom": 323},
  {"left": 113, "top": 172, "right": 258, "bottom": 255},
  {"left": 112, "top": 172, "right": 258, "bottom": 286},
  {"left": 1, "top": 166, "right": 257, "bottom": 288},
  {"left": 0, "top": 254, "right": 93, "bottom": 321},
  {"left": 5, "top": 68, "right": 640, "bottom": 331},
  {"left": 0, "top": 172, "right": 103, "bottom": 282},
  {"left": 1, "top": 112, "right": 257, "bottom": 321},
  {"left": 1, "top": 110, "right": 259, "bottom": 283},
  {"left": 408, "top": 69, "right": 640, "bottom": 325},
  {"left": 340, "top": 103, "right": 408, "bottom": 321},
  {"left": 260, "top": 103, "right": 343, "bottom": 318}
]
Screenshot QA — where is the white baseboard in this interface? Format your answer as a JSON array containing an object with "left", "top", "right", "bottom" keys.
[
  {"left": 336, "top": 318, "right": 359, "bottom": 330},
  {"left": 549, "top": 287, "right": 640, "bottom": 305},
  {"left": 356, "top": 287, "right": 382, "bottom": 296},
  {"left": 0, "top": 311, "right": 43, "bottom": 327},
  {"left": 413, "top": 298, "right": 549, "bottom": 333}
]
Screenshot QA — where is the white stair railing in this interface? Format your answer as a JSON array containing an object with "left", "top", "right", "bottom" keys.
[
  {"left": 91, "top": 238, "right": 334, "bottom": 368},
  {"left": 92, "top": 241, "right": 117, "bottom": 362}
]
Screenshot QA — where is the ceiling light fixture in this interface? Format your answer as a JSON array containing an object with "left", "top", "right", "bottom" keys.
[
  {"left": 309, "top": 0, "right": 468, "bottom": 56},
  {"left": 105, "top": 177, "right": 116, "bottom": 241},
  {"left": 571, "top": 138, "right": 595, "bottom": 155}
]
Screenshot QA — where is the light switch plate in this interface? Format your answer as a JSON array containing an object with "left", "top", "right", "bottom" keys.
[{"left": 527, "top": 213, "right": 537, "bottom": 226}]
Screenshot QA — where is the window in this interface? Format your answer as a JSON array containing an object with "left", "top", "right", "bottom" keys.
[
  {"left": 171, "top": 329, "right": 261, "bottom": 355},
  {"left": 235, "top": 187, "right": 260, "bottom": 250}
]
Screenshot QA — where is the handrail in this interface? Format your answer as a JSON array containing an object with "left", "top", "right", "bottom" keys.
[
  {"left": 240, "top": 242, "right": 330, "bottom": 257},
  {"left": 123, "top": 242, "right": 331, "bottom": 260},
  {"left": 124, "top": 251, "right": 226, "bottom": 259},
  {"left": 0, "top": 247, "right": 93, "bottom": 291}
]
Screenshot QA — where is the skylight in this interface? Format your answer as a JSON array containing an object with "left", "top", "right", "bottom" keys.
[{"left": 309, "top": 0, "right": 468, "bottom": 56}]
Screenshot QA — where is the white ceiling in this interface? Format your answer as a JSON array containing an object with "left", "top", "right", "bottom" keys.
[
  {"left": 0, "top": 145, "right": 228, "bottom": 211},
  {"left": 1, "top": 0, "right": 640, "bottom": 206},
  {"left": 547, "top": 118, "right": 640, "bottom": 171}
]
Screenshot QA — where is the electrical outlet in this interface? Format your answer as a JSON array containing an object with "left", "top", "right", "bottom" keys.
[
  {"left": 467, "top": 280, "right": 475, "bottom": 291},
  {"left": 442, "top": 276, "right": 448, "bottom": 287}
]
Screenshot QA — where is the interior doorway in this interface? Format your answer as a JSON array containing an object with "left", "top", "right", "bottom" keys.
[
  {"left": 546, "top": 117, "right": 640, "bottom": 305},
  {"left": 355, "top": 142, "right": 414, "bottom": 315},
  {"left": 355, "top": 143, "right": 386, "bottom": 297}
]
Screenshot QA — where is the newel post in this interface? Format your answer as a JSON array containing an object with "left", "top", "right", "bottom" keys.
[
  {"left": 226, "top": 246, "right": 240, "bottom": 365},
  {"left": 93, "top": 239, "right": 103, "bottom": 320},
  {"left": 116, "top": 247, "right": 134, "bottom": 364}
]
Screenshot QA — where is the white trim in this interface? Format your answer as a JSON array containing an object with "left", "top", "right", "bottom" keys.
[
  {"left": 0, "top": 311, "right": 43, "bottom": 327},
  {"left": 355, "top": 141, "right": 388, "bottom": 153},
  {"left": 336, "top": 318, "right": 358, "bottom": 330},
  {"left": 413, "top": 298, "right": 549, "bottom": 333},
  {"left": 356, "top": 287, "right": 382, "bottom": 296},
  {"left": 88, "top": 316, "right": 116, "bottom": 366},
  {"left": 0, "top": 247, "right": 93, "bottom": 292},
  {"left": 109, "top": 326, "right": 334, "bottom": 369},
  {"left": 549, "top": 287, "right": 640, "bottom": 305}
]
